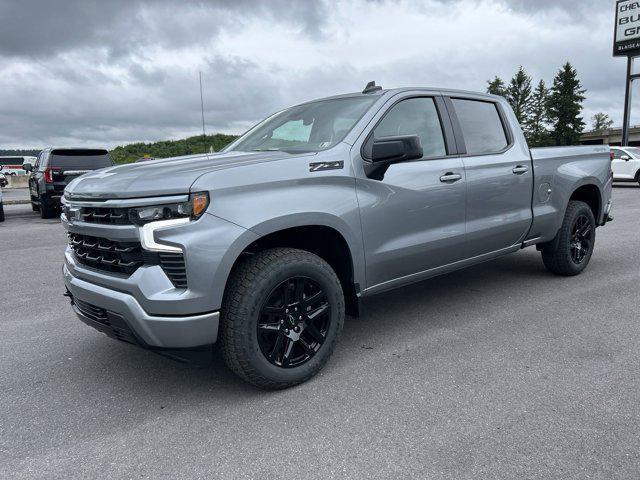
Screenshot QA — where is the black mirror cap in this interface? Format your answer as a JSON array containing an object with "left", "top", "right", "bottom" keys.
[
  {"left": 22, "top": 163, "right": 32, "bottom": 172},
  {"left": 371, "top": 135, "right": 423, "bottom": 163},
  {"left": 364, "top": 135, "right": 423, "bottom": 180}
]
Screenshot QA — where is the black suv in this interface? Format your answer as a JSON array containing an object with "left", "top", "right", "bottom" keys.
[{"left": 24, "top": 148, "right": 114, "bottom": 218}]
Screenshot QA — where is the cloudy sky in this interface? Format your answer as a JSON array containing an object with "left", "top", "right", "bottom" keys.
[{"left": 0, "top": 0, "right": 628, "bottom": 149}]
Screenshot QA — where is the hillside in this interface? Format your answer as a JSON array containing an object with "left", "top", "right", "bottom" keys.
[
  {"left": 0, "top": 133, "right": 239, "bottom": 164},
  {"left": 109, "top": 134, "right": 238, "bottom": 164}
]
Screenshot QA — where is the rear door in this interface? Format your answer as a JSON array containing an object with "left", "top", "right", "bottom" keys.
[
  {"left": 30, "top": 150, "right": 46, "bottom": 198},
  {"left": 355, "top": 94, "right": 467, "bottom": 291},
  {"left": 446, "top": 96, "right": 533, "bottom": 256}
]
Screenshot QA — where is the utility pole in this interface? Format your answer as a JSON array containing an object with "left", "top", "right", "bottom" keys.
[{"left": 199, "top": 71, "right": 206, "bottom": 145}]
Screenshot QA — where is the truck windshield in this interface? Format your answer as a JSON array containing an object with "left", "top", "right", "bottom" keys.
[{"left": 226, "top": 96, "right": 378, "bottom": 153}]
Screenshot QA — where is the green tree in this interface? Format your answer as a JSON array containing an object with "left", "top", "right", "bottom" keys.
[
  {"left": 547, "top": 62, "right": 586, "bottom": 146},
  {"left": 108, "top": 133, "right": 238, "bottom": 164},
  {"left": 486, "top": 76, "right": 507, "bottom": 97},
  {"left": 526, "top": 80, "right": 551, "bottom": 147},
  {"left": 591, "top": 112, "right": 613, "bottom": 132},
  {"left": 506, "top": 66, "right": 533, "bottom": 126}
]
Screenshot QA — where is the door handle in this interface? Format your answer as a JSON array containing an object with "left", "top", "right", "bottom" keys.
[
  {"left": 440, "top": 172, "right": 462, "bottom": 183},
  {"left": 512, "top": 165, "right": 529, "bottom": 175}
]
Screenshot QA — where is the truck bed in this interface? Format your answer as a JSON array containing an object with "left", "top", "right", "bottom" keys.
[{"left": 526, "top": 145, "right": 613, "bottom": 244}]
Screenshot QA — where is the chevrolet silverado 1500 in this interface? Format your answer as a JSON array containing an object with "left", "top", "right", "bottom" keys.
[{"left": 61, "top": 83, "right": 613, "bottom": 389}]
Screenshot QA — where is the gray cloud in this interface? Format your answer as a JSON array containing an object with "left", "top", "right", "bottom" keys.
[
  {"left": 0, "top": 0, "right": 628, "bottom": 149},
  {"left": 0, "top": 0, "right": 329, "bottom": 58}
]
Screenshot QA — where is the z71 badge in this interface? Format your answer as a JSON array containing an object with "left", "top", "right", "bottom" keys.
[{"left": 309, "top": 161, "right": 344, "bottom": 172}]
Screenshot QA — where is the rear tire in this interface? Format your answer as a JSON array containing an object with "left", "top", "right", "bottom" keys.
[
  {"left": 39, "top": 199, "right": 56, "bottom": 219},
  {"left": 0, "top": 203, "right": 5, "bottom": 222},
  {"left": 541, "top": 200, "right": 596, "bottom": 276},
  {"left": 31, "top": 202, "right": 39, "bottom": 212},
  {"left": 221, "top": 248, "right": 344, "bottom": 390}
]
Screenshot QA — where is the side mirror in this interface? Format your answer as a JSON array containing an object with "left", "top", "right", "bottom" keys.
[
  {"left": 365, "top": 135, "right": 423, "bottom": 180},
  {"left": 620, "top": 155, "right": 630, "bottom": 161},
  {"left": 22, "top": 162, "right": 33, "bottom": 172}
]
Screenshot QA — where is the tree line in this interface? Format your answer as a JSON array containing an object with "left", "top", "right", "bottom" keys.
[
  {"left": 109, "top": 133, "right": 238, "bottom": 164},
  {"left": 486, "top": 62, "right": 612, "bottom": 147},
  {"left": 0, "top": 134, "right": 239, "bottom": 163}
]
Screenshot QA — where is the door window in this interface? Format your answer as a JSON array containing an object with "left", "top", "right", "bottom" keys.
[
  {"left": 452, "top": 99, "right": 508, "bottom": 154},
  {"left": 372, "top": 97, "right": 447, "bottom": 158}
]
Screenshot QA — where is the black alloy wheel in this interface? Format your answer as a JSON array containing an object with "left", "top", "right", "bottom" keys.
[
  {"left": 540, "top": 200, "right": 596, "bottom": 276},
  {"left": 257, "top": 277, "right": 331, "bottom": 368},
  {"left": 569, "top": 214, "right": 592, "bottom": 264},
  {"left": 221, "top": 248, "right": 345, "bottom": 389}
]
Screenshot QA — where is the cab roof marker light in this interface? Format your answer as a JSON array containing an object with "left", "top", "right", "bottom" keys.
[{"left": 139, "top": 218, "right": 189, "bottom": 253}]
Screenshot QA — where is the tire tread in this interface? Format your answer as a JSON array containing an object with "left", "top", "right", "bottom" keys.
[
  {"left": 221, "top": 248, "right": 344, "bottom": 390},
  {"left": 541, "top": 200, "right": 595, "bottom": 276}
]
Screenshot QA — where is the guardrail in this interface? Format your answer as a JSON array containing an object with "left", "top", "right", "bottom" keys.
[{"left": 5, "top": 175, "right": 29, "bottom": 188}]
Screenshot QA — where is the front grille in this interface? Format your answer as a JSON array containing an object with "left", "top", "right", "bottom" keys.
[
  {"left": 79, "top": 207, "right": 131, "bottom": 225},
  {"left": 68, "top": 232, "right": 188, "bottom": 288},
  {"left": 68, "top": 232, "right": 143, "bottom": 275},
  {"left": 73, "top": 298, "right": 140, "bottom": 345}
]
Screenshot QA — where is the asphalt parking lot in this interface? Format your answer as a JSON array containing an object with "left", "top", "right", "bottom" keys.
[{"left": 1, "top": 185, "right": 639, "bottom": 479}]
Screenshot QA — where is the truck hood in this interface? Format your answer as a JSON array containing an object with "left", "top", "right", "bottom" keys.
[{"left": 64, "top": 150, "right": 315, "bottom": 199}]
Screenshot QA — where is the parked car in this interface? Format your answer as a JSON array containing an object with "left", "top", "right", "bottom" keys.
[
  {"left": 61, "top": 84, "right": 613, "bottom": 389},
  {"left": 23, "top": 148, "right": 114, "bottom": 219},
  {"left": 0, "top": 168, "right": 6, "bottom": 222},
  {"left": 0, "top": 156, "right": 34, "bottom": 176},
  {"left": 610, "top": 146, "right": 640, "bottom": 185}
]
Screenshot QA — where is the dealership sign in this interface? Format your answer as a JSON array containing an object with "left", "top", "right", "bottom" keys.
[{"left": 615, "top": 0, "right": 640, "bottom": 56}]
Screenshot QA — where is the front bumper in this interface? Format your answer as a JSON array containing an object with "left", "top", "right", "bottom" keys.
[{"left": 63, "top": 263, "right": 219, "bottom": 349}]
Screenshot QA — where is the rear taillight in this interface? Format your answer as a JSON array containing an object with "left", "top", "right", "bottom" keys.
[
  {"left": 610, "top": 151, "right": 615, "bottom": 161},
  {"left": 43, "top": 167, "right": 60, "bottom": 183}
]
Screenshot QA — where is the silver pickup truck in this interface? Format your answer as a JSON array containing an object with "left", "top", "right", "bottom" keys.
[{"left": 61, "top": 84, "right": 613, "bottom": 389}]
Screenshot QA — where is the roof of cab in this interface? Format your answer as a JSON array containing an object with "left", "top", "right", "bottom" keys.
[{"left": 298, "top": 86, "right": 504, "bottom": 106}]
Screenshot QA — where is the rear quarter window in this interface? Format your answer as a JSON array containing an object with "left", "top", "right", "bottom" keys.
[{"left": 452, "top": 99, "right": 508, "bottom": 155}]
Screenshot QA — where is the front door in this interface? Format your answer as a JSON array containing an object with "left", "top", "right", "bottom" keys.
[
  {"left": 447, "top": 97, "right": 533, "bottom": 257},
  {"left": 355, "top": 95, "right": 467, "bottom": 291},
  {"left": 611, "top": 148, "right": 637, "bottom": 180}
]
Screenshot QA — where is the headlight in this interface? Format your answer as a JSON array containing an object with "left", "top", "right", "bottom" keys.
[{"left": 129, "top": 192, "right": 209, "bottom": 225}]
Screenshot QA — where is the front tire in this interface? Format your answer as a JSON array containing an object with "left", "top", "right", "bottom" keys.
[
  {"left": 0, "top": 203, "right": 4, "bottom": 222},
  {"left": 221, "top": 248, "right": 345, "bottom": 390},
  {"left": 541, "top": 200, "right": 596, "bottom": 276}
]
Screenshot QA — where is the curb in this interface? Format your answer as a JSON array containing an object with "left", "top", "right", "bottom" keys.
[{"left": 4, "top": 200, "right": 30, "bottom": 205}]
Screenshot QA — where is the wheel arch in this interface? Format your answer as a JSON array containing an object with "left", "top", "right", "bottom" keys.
[
  {"left": 568, "top": 183, "right": 601, "bottom": 222},
  {"left": 224, "top": 220, "right": 363, "bottom": 317}
]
